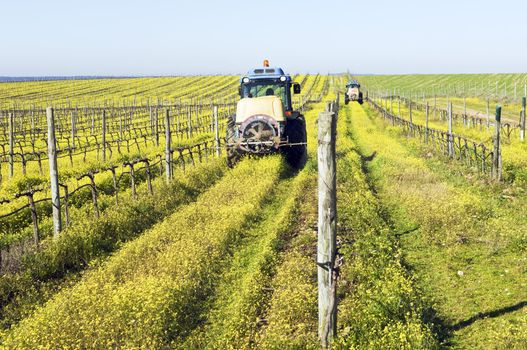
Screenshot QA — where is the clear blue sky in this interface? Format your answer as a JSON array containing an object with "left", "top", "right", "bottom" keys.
[{"left": 1, "top": 0, "right": 525, "bottom": 76}]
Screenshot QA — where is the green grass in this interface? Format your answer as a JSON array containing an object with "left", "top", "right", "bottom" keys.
[
  {"left": 371, "top": 95, "right": 527, "bottom": 186},
  {"left": 0, "top": 158, "right": 227, "bottom": 335},
  {"left": 350, "top": 100, "right": 527, "bottom": 349},
  {"left": 2, "top": 156, "right": 290, "bottom": 348}
]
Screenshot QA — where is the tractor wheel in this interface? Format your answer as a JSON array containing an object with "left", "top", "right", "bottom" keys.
[
  {"left": 225, "top": 115, "right": 239, "bottom": 168},
  {"left": 284, "top": 116, "right": 307, "bottom": 169},
  {"left": 358, "top": 92, "right": 364, "bottom": 104},
  {"left": 345, "top": 96, "right": 350, "bottom": 105}
]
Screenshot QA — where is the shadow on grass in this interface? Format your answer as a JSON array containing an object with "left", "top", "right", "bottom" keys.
[
  {"left": 449, "top": 300, "right": 527, "bottom": 332},
  {"left": 394, "top": 226, "right": 419, "bottom": 238}
]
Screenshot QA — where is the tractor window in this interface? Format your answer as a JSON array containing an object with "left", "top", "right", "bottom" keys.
[{"left": 242, "top": 82, "right": 291, "bottom": 110}]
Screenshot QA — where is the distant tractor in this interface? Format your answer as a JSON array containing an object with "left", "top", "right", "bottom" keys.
[
  {"left": 226, "top": 60, "right": 307, "bottom": 168},
  {"left": 345, "top": 80, "right": 363, "bottom": 104}
]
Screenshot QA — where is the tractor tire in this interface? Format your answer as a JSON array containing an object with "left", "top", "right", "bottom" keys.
[
  {"left": 225, "top": 114, "right": 239, "bottom": 168},
  {"left": 358, "top": 92, "right": 364, "bottom": 104},
  {"left": 284, "top": 116, "right": 307, "bottom": 169},
  {"left": 345, "top": 96, "right": 350, "bottom": 105}
]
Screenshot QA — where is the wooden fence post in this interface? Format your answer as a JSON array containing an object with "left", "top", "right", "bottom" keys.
[
  {"left": 425, "top": 103, "right": 429, "bottom": 144},
  {"left": 409, "top": 100, "right": 413, "bottom": 124},
  {"left": 520, "top": 97, "right": 526, "bottom": 142},
  {"left": 8, "top": 113, "right": 14, "bottom": 178},
  {"left": 492, "top": 105, "right": 502, "bottom": 181},
  {"left": 150, "top": 106, "right": 154, "bottom": 136},
  {"left": 448, "top": 102, "right": 454, "bottom": 157},
  {"left": 30, "top": 109, "right": 35, "bottom": 143},
  {"left": 187, "top": 106, "right": 193, "bottom": 139},
  {"left": 46, "top": 107, "right": 62, "bottom": 237},
  {"left": 102, "top": 110, "right": 107, "bottom": 161},
  {"left": 155, "top": 108, "right": 159, "bottom": 146},
  {"left": 317, "top": 110, "right": 337, "bottom": 349},
  {"left": 214, "top": 106, "right": 220, "bottom": 157},
  {"left": 165, "top": 108, "right": 173, "bottom": 182},
  {"left": 71, "top": 110, "right": 76, "bottom": 150}
]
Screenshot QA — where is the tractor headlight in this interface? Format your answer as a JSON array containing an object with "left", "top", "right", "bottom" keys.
[
  {"left": 242, "top": 77, "right": 250, "bottom": 83},
  {"left": 279, "top": 76, "right": 286, "bottom": 82}
]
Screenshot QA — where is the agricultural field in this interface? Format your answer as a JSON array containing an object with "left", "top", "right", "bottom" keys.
[{"left": 0, "top": 72, "right": 525, "bottom": 349}]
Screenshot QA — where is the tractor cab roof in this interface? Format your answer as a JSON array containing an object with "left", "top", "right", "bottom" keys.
[
  {"left": 242, "top": 67, "right": 292, "bottom": 83},
  {"left": 346, "top": 80, "right": 360, "bottom": 88}
]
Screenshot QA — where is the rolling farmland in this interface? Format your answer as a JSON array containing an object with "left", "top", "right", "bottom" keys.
[{"left": 0, "top": 73, "right": 525, "bottom": 349}]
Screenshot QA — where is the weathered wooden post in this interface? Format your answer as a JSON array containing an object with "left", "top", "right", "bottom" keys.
[
  {"left": 102, "top": 110, "right": 107, "bottom": 161},
  {"left": 448, "top": 103, "right": 454, "bottom": 157},
  {"left": 30, "top": 109, "right": 35, "bottom": 143},
  {"left": 520, "top": 97, "right": 526, "bottom": 142},
  {"left": 165, "top": 108, "right": 173, "bottom": 182},
  {"left": 317, "top": 110, "right": 337, "bottom": 349},
  {"left": 91, "top": 108, "right": 95, "bottom": 135},
  {"left": 155, "top": 107, "right": 159, "bottom": 146},
  {"left": 492, "top": 106, "right": 502, "bottom": 181},
  {"left": 71, "top": 110, "right": 76, "bottom": 150},
  {"left": 214, "top": 106, "right": 220, "bottom": 157},
  {"left": 46, "top": 107, "right": 62, "bottom": 237},
  {"left": 8, "top": 112, "right": 14, "bottom": 178},
  {"left": 409, "top": 101, "right": 413, "bottom": 124},
  {"left": 425, "top": 103, "right": 429, "bottom": 144},
  {"left": 150, "top": 106, "right": 154, "bottom": 136},
  {"left": 187, "top": 106, "right": 193, "bottom": 139}
]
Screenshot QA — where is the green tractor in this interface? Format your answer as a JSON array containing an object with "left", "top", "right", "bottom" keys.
[
  {"left": 345, "top": 80, "right": 363, "bottom": 104},
  {"left": 226, "top": 61, "right": 307, "bottom": 168}
]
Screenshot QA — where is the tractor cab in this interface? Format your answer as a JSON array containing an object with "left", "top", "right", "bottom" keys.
[
  {"left": 346, "top": 80, "right": 360, "bottom": 89},
  {"left": 239, "top": 64, "right": 301, "bottom": 114}
]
